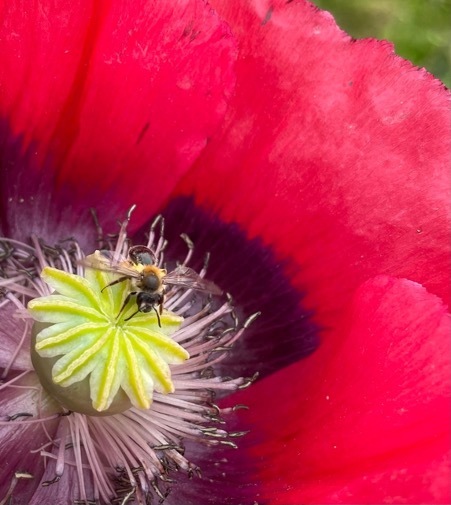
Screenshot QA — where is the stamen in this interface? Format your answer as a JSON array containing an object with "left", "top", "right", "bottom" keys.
[
  {"left": 5, "top": 412, "right": 33, "bottom": 421},
  {"left": 0, "top": 413, "right": 61, "bottom": 425},
  {"left": 1, "top": 319, "right": 31, "bottom": 379},
  {"left": 55, "top": 421, "right": 68, "bottom": 476},
  {"left": 41, "top": 475, "right": 61, "bottom": 487},
  {"left": 179, "top": 233, "right": 194, "bottom": 266},
  {"left": 0, "top": 370, "right": 31, "bottom": 390},
  {"left": 0, "top": 471, "right": 34, "bottom": 505},
  {"left": 114, "top": 204, "right": 136, "bottom": 260}
]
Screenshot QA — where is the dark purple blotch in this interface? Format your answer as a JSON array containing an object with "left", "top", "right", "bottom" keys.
[{"left": 135, "top": 196, "right": 320, "bottom": 382}]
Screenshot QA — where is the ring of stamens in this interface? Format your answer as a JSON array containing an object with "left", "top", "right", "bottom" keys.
[{"left": 0, "top": 211, "right": 259, "bottom": 504}]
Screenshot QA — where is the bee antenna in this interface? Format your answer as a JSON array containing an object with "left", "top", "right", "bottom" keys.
[{"left": 124, "top": 309, "right": 139, "bottom": 322}]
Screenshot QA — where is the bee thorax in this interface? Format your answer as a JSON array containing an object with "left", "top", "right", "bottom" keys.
[{"left": 140, "top": 272, "right": 161, "bottom": 291}]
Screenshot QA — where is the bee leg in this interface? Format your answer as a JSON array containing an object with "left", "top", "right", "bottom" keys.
[
  {"left": 101, "top": 275, "right": 130, "bottom": 292},
  {"left": 159, "top": 293, "right": 165, "bottom": 315},
  {"left": 124, "top": 309, "right": 140, "bottom": 322},
  {"left": 117, "top": 291, "right": 137, "bottom": 319},
  {"left": 153, "top": 306, "right": 162, "bottom": 328}
]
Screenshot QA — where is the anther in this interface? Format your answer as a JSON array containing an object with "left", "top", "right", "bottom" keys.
[
  {"left": 238, "top": 372, "right": 260, "bottom": 389},
  {"left": 151, "top": 217, "right": 166, "bottom": 257},
  {"left": 207, "top": 403, "right": 221, "bottom": 415},
  {"left": 151, "top": 480, "right": 165, "bottom": 500},
  {"left": 200, "top": 427, "right": 217, "bottom": 434},
  {"left": 0, "top": 240, "right": 13, "bottom": 261},
  {"left": 203, "top": 251, "right": 211, "bottom": 270},
  {"left": 6, "top": 412, "right": 33, "bottom": 421},
  {"left": 231, "top": 309, "right": 239, "bottom": 329},
  {"left": 59, "top": 410, "right": 73, "bottom": 417},
  {"left": 203, "top": 414, "right": 225, "bottom": 423},
  {"left": 150, "top": 214, "right": 163, "bottom": 233},
  {"left": 126, "top": 204, "right": 137, "bottom": 221},
  {"left": 200, "top": 367, "right": 215, "bottom": 378},
  {"left": 221, "top": 327, "right": 237, "bottom": 336},
  {"left": 232, "top": 404, "right": 250, "bottom": 411},
  {"left": 201, "top": 429, "right": 227, "bottom": 439},
  {"left": 152, "top": 444, "right": 185, "bottom": 454},
  {"left": 159, "top": 218, "right": 165, "bottom": 240},
  {"left": 186, "top": 465, "right": 201, "bottom": 479},
  {"left": 159, "top": 475, "right": 175, "bottom": 483},
  {"left": 229, "top": 430, "right": 250, "bottom": 438},
  {"left": 180, "top": 233, "right": 194, "bottom": 250},
  {"left": 211, "top": 345, "right": 233, "bottom": 352},
  {"left": 244, "top": 311, "right": 262, "bottom": 328},
  {"left": 42, "top": 475, "right": 61, "bottom": 487},
  {"left": 14, "top": 471, "right": 33, "bottom": 479},
  {"left": 112, "top": 489, "right": 135, "bottom": 505}
]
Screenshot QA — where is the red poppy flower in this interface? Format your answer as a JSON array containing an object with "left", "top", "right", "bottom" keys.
[{"left": 0, "top": 1, "right": 449, "bottom": 504}]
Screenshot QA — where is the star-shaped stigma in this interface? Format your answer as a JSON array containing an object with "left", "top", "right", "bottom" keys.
[{"left": 28, "top": 257, "right": 188, "bottom": 413}]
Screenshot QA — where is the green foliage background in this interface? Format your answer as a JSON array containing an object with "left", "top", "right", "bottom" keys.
[{"left": 314, "top": 0, "right": 451, "bottom": 88}]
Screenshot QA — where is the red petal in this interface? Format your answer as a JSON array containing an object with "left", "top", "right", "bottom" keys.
[
  {"left": 0, "top": 2, "right": 93, "bottom": 152},
  {"left": 0, "top": 1, "right": 237, "bottom": 230},
  {"left": 233, "top": 276, "right": 451, "bottom": 503},
  {"left": 175, "top": 0, "right": 451, "bottom": 321}
]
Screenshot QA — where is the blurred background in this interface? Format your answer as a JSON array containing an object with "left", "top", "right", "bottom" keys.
[{"left": 314, "top": 0, "right": 451, "bottom": 87}]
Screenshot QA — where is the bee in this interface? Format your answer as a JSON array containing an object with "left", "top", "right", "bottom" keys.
[{"left": 82, "top": 245, "right": 223, "bottom": 326}]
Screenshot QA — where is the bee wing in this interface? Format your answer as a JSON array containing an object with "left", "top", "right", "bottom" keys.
[
  {"left": 79, "top": 250, "right": 141, "bottom": 278},
  {"left": 163, "top": 266, "right": 223, "bottom": 296}
]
